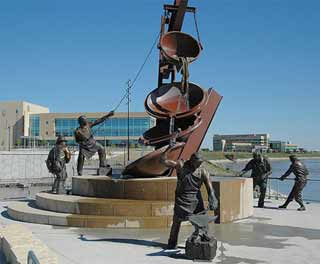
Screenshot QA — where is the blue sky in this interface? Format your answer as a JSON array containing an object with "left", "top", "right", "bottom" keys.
[{"left": 0, "top": 1, "right": 319, "bottom": 150}]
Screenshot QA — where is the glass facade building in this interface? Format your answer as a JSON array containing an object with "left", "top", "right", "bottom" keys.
[
  {"left": 29, "top": 114, "right": 154, "bottom": 147},
  {"left": 29, "top": 115, "right": 40, "bottom": 137},
  {"left": 55, "top": 117, "right": 152, "bottom": 138}
]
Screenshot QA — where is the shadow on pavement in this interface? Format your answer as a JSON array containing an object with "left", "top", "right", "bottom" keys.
[
  {"left": 79, "top": 235, "right": 167, "bottom": 249},
  {"left": 147, "top": 249, "right": 188, "bottom": 260}
]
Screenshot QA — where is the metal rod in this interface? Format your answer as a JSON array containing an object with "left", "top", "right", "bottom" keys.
[
  {"left": 210, "top": 174, "right": 320, "bottom": 182},
  {"left": 127, "top": 80, "right": 131, "bottom": 162},
  {"left": 269, "top": 177, "right": 320, "bottom": 182}
]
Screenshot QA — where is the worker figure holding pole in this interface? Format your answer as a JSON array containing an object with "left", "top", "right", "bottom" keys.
[
  {"left": 160, "top": 143, "right": 218, "bottom": 249},
  {"left": 239, "top": 152, "right": 272, "bottom": 208},
  {"left": 74, "top": 111, "right": 114, "bottom": 176},
  {"left": 279, "top": 155, "right": 309, "bottom": 211}
]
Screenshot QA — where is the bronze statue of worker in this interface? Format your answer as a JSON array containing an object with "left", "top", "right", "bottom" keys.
[
  {"left": 279, "top": 155, "right": 309, "bottom": 211},
  {"left": 160, "top": 146, "right": 218, "bottom": 249},
  {"left": 74, "top": 111, "right": 114, "bottom": 176}
]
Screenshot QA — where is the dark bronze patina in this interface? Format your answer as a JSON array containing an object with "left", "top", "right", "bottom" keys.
[
  {"left": 279, "top": 155, "right": 309, "bottom": 211},
  {"left": 185, "top": 212, "right": 218, "bottom": 261},
  {"left": 47, "top": 136, "right": 71, "bottom": 194},
  {"left": 160, "top": 148, "right": 218, "bottom": 250},
  {"left": 74, "top": 111, "right": 114, "bottom": 176},
  {"left": 239, "top": 153, "right": 272, "bottom": 208}
]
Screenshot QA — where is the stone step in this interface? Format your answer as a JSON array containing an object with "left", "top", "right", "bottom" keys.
[
  {"left": 36, "top": 192, "right": 174, "bottom": 217},
  {"left": 72, "top": 175, "right": 178, "bottom": 200},
  {"left": 7, "top": 201, "right": 173, "bottom": 229}
]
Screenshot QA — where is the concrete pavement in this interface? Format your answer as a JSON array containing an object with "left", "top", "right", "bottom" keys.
[{"left": 0, "top": 198, "right": 319, "bottom": 264}]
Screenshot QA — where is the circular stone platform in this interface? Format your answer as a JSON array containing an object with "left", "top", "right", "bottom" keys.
[
  {"left": 7, "top": 176, "right": 253, "bottom": 228},
  {"left": 7, "top": 201, "right": 172, "bottom": 229},
  {"left": 36, "top": 192, "right": 174, "bottom": 217},
  {"left": 72, "top": 176, "right": 178, "bottom": 201}
]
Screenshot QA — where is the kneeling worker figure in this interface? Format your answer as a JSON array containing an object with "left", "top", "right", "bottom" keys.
[
  {"left": 279, "top": 155, "right": 309, "bottom": 211},
  {"left": 160, "top": 146, "right": 218, "bottom": 249},
  {"left": 46, "top": 136, "right": 71, "bottom": 194},
  {"left": 239, "top": 152, "right": 272, "bottom": 208}
]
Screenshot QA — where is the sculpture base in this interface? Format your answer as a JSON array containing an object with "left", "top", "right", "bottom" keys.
[
  {"left": 72, "top": 176, "right": 253, "bottom": 223},
  {"left": 185, "top": 237, "right": 217, "bottom": 261}
]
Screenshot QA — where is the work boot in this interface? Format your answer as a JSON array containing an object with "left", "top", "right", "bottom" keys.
[{"left": 297, "top": 206, "right": 306, "bottom": 211}]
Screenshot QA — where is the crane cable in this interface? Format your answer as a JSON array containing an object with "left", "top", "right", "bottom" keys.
[
  {"left": 92, "top": 31, "right": 161, "bottom": 134},
  {"left": 112, "top": 31, "right": 160, "bottom": 112},
  {"left": 193, "top": 11, "right": 203, "bottom": 50}
]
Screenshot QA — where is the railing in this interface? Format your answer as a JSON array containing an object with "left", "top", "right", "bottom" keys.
[
  {"left": 267, "top": 177, "right": 320, "bottom": 202},
  {"left": 211, "top": 174, "right": 320, "bottom": 203},
  {"left": 27, "top": 251, "right": 40, "bottom": 264}
]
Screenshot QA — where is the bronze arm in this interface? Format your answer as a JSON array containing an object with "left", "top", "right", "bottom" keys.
[{"left": 90, "top": 111, "right": 114, "bottom": 127}]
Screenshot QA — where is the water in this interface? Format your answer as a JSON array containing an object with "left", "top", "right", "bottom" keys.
[{"left": 219, "top": 158, "right": 320, "bottom": 202}]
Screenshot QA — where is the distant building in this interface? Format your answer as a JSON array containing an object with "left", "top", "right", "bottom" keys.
[
  {"left": 213, "top": 133, "right": 270, "bottom": 152},
  {"left": 269, "top": 141, "right": 300, "bottom": 153},
  {"left": 228, "top": 142, "right": 253, "bottom": 152},
  {"left": 0, "top": 101, "right": 154, "bottom": 149},
  {"left": 285, "top": 144, "right": 299, "bottom": 153},
  {"left": 269, "top": 140, "right": 287, "bottom": 152},
  {"left": 0, "top": 101, "right": 49, "bottom": 150}
]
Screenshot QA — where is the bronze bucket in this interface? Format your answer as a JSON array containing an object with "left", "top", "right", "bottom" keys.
[
  {"left": 159, "top": 31, "right": 201, "bottom": 65},
  {"left": 140, "top": 115, "right": 202, "bottom": 146},
  {"left": 145, "top": 82, "right": 207, "bottom": 119}
]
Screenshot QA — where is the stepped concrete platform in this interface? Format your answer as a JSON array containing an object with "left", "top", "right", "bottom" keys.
[
  {"left": 72, "top": 175, "right": 254, "bottom": 223},
  {"left": 36, "top": 192, "right": 174, "bottom": 217},
  {"left": 7, "top": 201, "right": 172, "bottom": 228},
  {"left": 6, "top": 176, "right": 253, "bottom": 228}
]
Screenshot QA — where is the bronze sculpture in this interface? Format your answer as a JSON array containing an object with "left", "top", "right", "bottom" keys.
[
  {"left": 279, "top": 155, "right": 309, "bottom": 211},
  {"left": 160, "top": 147, "right": 218, "bottom": 249},
  {"left": 185, "top": 212, "right": 218, "bottom": 260},
  {"left": 74, "top": 111, "right": 114, "bottom": 176},
  {"left": 239, "top": 152, "right": 272, "bottom": 208},
  {"left": 46, "top": 136, "right": 71, "bottom": 194},
  {"left": 122, "top": 0, "right": 222, "bottom": 178}
]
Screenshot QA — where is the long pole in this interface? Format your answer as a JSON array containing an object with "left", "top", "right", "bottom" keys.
[
  {"left": 127, "top": 80, "right": 131, "bottom": 162},
  {"left": 8, "top": 126, "right": 11, "bottom": 151}
]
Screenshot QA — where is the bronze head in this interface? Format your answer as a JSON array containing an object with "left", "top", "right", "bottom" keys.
[
  {"left": 253, "top": 152, "right": 262, "bottom": 161},
  {"left": 190, "top": 152, "right": 204, "bottom": 169},
  {"left": 289, "top": 154, "right": 297, "bottom": 163},
  {"left": 56, "top": 136, "right": 66, "bottom": 148},
  {"left": 78, "top": 115, "right": 88, "bottom": 127}
]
